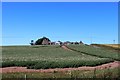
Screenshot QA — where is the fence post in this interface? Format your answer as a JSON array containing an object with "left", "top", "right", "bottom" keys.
[
  {"left": 25, "top": 74, "right": 27, "bottom": 80},
  {"left": 93, "top": 68, "right": 96, "bottom": 79}
]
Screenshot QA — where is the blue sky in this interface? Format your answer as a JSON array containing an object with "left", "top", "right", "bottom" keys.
[{"left": 2, "top": 2, "right": 118, "bottom": 45}]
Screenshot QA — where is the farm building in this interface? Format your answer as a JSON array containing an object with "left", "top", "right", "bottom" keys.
[
  {"left": 64, "top": 41, "right": 71, "bottom": 45},
  {"left": 55, "top": 41, "right": 61, "bottom": 45},
  {"left": 42, "top": 38, "right": 51, "bottom": 45},
  {"left": 34, "top": 37, "right": 51, "bottom": 45}
]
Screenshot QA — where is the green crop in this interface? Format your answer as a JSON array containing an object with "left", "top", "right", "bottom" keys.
[
  {"left": 2, "top": 45, "right": 113, "bottom": 69},
  {"left": 67, "top": 44, "right": 119, "bottom": 60}
]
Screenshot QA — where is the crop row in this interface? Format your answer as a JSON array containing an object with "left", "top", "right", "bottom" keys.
[{"left": 2, "top": 59, "right": 113, "bottom": 69}]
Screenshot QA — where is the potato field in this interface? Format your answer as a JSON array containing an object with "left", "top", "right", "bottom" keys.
[{"left": 2, "top": 45, "right": 118, "bottom": 69}]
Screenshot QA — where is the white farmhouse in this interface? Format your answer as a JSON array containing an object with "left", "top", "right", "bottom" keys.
[{"left": 55, "top": 41, "right": 60, "bottom": 45}]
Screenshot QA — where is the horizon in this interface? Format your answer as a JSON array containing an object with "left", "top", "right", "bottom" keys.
[{"left": 2, "top": 2, "right": 118, "bottom": 46}]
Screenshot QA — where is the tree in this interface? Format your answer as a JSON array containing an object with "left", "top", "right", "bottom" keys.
[
  {"left": 30, "top": 40, "right": 34, "bottom": 45},
  {"left": 80, "top": 41, "right": 84, "bottom": 44},
  {"left": 58, "top": 41, "right": 63, "bottom": 46},
  {"left": 75, "top": 42, "right": 79, "bottom": 45},
  {"left": 35, "top": 37, "right": 50, "bottom": 45}
]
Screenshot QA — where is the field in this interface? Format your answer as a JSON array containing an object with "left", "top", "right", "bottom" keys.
[
  {"left": 1, "top": 44, "right": 120, "bottom": 79},
  {"left": 66, "top": 44, "right": 119, "bottom": 61},
  {"left": 91, "top": 44, "right": 120, "bottom": 50},
  {"left": 2, "top": 45, "right": 114, "bottom": 69},
  {"left": 102, "top": 44, "right": 119, "bottom": 48}
]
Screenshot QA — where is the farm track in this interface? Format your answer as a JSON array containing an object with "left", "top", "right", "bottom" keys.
[
  {"left": 1, "top": 61, "right": 120, "bottom": 73},
  {"left": 61, "top": 45, "right": 73, "bottom": 51}
]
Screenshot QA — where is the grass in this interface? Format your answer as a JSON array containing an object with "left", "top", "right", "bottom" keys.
[
  {"left": 67, "top": 44, "right": 119, "bottom": 61},
  {"left": 2, "top": 67, "right": 120, "bottom": 79},
  {"left": 2, "top": 45, "right": 113, "bottom": 69}
]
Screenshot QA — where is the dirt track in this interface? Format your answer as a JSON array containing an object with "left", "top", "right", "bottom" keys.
[
  {"left": 61, "top": 45, "right": 73, "bottom": 51},
  {"left": 1, "top": 61, "right": 120, "bottom": 73}
]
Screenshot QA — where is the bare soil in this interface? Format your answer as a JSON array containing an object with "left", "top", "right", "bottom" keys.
[
  {"left": 61, "top": 45, "right": 73, "bottom": 51},
  {"left": 1, "top": 61, "right": 120, "bottom": 73}
]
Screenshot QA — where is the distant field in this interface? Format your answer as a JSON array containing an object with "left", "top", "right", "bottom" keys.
[
  {"left": 103, "top": 44, "right": 120, "bottom": 48},
  {"left": 67, "top": 44, "right": 119, "bottom": 61},
  {"left": 91, "top": 44, "right": 120, "bottom": 50},
  {"left": 2, "top": 45, "right": 113, "bottom": 69}
]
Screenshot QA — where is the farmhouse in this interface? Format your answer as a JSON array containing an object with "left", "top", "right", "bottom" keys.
[
  {"left": 42, "top": 38, "right": 51, "bottom": 45},
  {"left": 55, "top": 41, "right": 61, "bottom": 45},
  {"left": 32, "top": 36, "right": 84, "bottom": 46},
  {"left": 51, "top": 42, "right": 56, "bottom": 45},
  {"left": 64, "top": 41, "right": 71, "bottom": 45}
]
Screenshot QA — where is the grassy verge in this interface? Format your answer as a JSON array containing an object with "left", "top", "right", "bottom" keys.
[{"left": 1, "top": 67, "right": 120, "bottom": 79}]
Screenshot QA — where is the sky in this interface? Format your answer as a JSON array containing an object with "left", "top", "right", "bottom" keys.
[
  {"left": 2, "top": 2, "right": 118, "bottom": 45},
  {"left": 1, "top": 0, "right": 120, "bottom": 2}
]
